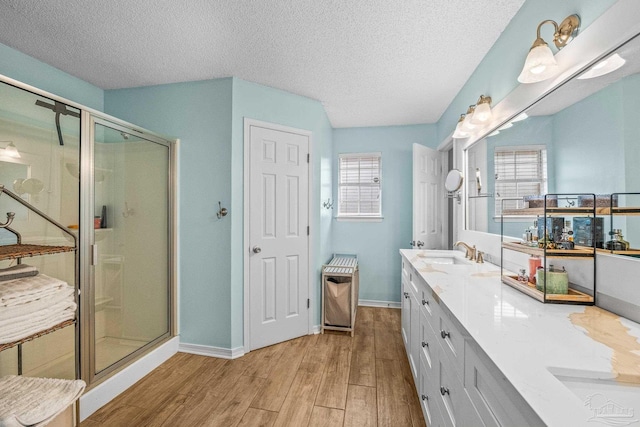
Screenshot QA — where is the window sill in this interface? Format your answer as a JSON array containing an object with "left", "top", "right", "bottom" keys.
[{"left": 336, "top": 216, "right": 384, "bottom": 222}]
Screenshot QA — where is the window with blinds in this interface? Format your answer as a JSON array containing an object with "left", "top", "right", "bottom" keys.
[
  {"left": 338, "top": 153, "right": 382, "bottom": 217},
  {"left": 494, "top": 146, "right": 547, "bottom": 216}
]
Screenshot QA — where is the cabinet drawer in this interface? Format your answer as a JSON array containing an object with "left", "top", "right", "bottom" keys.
[
  {"left": 436, "top": 310, "right": 465, "bottom": 382},
  {"left": 464, "top": 341, "right": 543, "bottom": 427}
]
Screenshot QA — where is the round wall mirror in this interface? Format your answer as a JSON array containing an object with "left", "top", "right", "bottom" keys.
[{"left": 445, "top": 169, "right": 464, "bottom": 192}]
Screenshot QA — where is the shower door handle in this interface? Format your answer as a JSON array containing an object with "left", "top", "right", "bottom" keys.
[
  {"left": 252, "top": 246, "right": 262, "bottom": 254},
  {"left": 91, "top": 244, "right": 98, "bottom": 266}
]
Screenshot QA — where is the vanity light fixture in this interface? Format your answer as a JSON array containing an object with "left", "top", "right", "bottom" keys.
[
  {"left": 577, "top": 53, "right": 626, "bottom": 80},
  {"left": 452, "top": 114, "right": 470, "bottom": 138},
  {"left": 470, "top": 95, "right": 493, "bottom": 125},
  {"left": 461, "top": 105, "right": 477, "bottom": 131},
  {"left": 1, "top": 141, "right": 20, "bottom": 158},
  {"left": 518, "top": 14, "right": 580, "bottom": 84}
]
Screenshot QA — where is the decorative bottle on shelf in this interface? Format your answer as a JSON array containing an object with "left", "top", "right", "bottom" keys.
[
  {"left": 538, "top": 229, "right": 555, "bottom": 249},
  {"left": 558, "top": 221, "right": 575, "bottom": 250},
  {"left": 529, "top": 256, "right": 541, "bottom": 285},
  {"left": 100, "top": 205, "right": 107, "bottom": 229},
  {"left": 606, "top": 229, "right": 630, "bottom": 251}
]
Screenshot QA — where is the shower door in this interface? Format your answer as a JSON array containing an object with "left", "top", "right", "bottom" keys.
[{"left": 87, "top": 118, "right": 174, "bottom": 381}]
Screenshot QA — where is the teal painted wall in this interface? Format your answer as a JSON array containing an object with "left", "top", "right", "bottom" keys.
[
  {"left": 332, "top": 125, "right": 437, "bottom": 303},
  {"left": 436, "top": 0, "right": 618, "bottom": 143},
  {"left": 0, "top": 42, "right": 103, "bottom": 111},
  {"left": 231, "top": 78, "right": 333, "bottom": 348},
  {"left": 105, "top": 79, "right": 234, "bottom": 348}
]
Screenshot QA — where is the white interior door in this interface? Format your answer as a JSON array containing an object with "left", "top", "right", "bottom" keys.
[
  {"left": 247, "top": 122, "right": 310, "bottom": 351},
  {"left": 413, "top": 143, "right": 444, "bottom": 249}
]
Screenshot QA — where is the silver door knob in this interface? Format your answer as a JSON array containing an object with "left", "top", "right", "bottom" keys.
[{"left": 252, "top": 246, "right": 261, "bottom": 253}]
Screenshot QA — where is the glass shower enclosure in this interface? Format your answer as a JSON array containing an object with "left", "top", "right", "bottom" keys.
[{"left": 0, "top": 76, "right": 176, "bottom": 389}]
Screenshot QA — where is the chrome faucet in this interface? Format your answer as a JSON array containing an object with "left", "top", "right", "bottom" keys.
[{"left": 454, "top": 241, "right": 477, "bottom": 261}]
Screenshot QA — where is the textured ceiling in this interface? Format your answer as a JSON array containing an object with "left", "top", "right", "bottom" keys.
[{"left": 0, "top": 0, "right": 525, "bottom": 128}]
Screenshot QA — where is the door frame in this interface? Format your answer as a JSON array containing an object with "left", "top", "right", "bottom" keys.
[{"left": 243, "top": 118, "right": 313, "bottom": 353}]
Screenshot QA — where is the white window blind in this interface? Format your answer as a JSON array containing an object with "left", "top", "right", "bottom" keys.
[
  {"left": 494, "top": 146, "right": 547, "bottom": 216},
  {"left": 338, "top": 153, "right": 382, "bottom": 217}
]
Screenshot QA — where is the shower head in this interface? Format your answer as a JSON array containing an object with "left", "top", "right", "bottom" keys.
[{"left": 120, "top": 132, "right": 130, "bottom": 140}]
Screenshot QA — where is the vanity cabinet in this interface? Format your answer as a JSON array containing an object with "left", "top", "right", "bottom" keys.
[{"left": 400, "top": 253, "right": 543, "bottom": 427}]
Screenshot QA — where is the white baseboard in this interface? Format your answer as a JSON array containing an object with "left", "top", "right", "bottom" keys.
[
  {"left": 358, "top": 299, "right": 401, "bottom": 309},
  {"left": 178, "top": 342, "right": 245, "bottom": 359},
  {"left": 79, "top": 336, "right": 179, "bottom": 421},
  {"left": 311, "top": 325, "right": 321, "bottom": 334}
]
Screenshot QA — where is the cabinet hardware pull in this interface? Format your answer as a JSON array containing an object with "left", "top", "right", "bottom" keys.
[
  {"left": 422, "top": 299, "right": 429, "bottom": 306},
  {"left": 421, "top": 341, "right": 428, "bottom": 348},
  {"left": 422, "top": 394, "right": 429, "bottom": 401},
  {"left": 440, "top": 386, "right": 450, "bottom": 396},
  {"left": 440, "top": 330, "right": 450, "bottom": 339}
]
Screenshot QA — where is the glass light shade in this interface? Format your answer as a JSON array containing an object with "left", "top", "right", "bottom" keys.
[
  {"left": 3, "top": 142, "right": 20, "bottom": 158},
  {"left": 577, "top": 54, "right": 626, "bottom": 80},
  {"left": 470, "top": 101, "right": 492, "bottom": 125},
  {"left": 518, "top": 44, "right": 559, "bottom": 83},
  {"left": 452, "top": 122, "right": 469, "bottom": 139},
  {"left": 461, "top": 112, "right": 476, "bottom": 131}
]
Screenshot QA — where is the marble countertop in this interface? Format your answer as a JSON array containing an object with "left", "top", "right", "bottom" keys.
[{"left": 400, "top": 249, "right": 640, "bottom": 427}]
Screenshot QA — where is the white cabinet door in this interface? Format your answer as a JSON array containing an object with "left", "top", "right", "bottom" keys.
[
  {"left": 420, "top": 354, "right": 442, "bottom": 427},
  {"left": 464, "top": 341, "right": 543, "bottom": 427}
]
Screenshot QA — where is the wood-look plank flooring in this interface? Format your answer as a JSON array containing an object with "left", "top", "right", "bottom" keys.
[{"left": 81, "top": 307, "right": 425, "bottom": 427}]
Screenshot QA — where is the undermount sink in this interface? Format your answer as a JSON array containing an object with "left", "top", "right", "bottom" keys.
[
  {"left": 416, "top": 250, "right": 471, "bottom": 265},
  {"left": 422, "top": 256, "right": 469, "bottom": 265},
  {"left": 549, "top": 368, "right": 640, "bottom": 424}
]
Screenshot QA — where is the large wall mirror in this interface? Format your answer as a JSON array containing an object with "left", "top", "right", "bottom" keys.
[{"left": 465, "top": 32, "right": 640, "bottom": 256}]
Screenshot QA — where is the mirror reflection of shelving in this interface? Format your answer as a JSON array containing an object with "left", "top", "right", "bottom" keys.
[{"left": 604, "top": 193, "right": 640, "bottom": 257}]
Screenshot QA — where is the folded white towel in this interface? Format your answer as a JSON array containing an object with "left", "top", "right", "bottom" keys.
[
  {"left": 0, "top": 274, "right": 68, "bottom": 307},
  {"left": 0, "top": 264, "right": 37, "bottom": 282},
  {"left": 0, "top": 375, "right": 85, "bottom": 427},
  {"left": 0, "top": 286, "right": 74, "bottom": 322},
  {"left": 0, "top": 299, "right": 76, "bottom": 335},
  {"left": 0, "top": 303, "right": 76, "bottom": 344}
]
